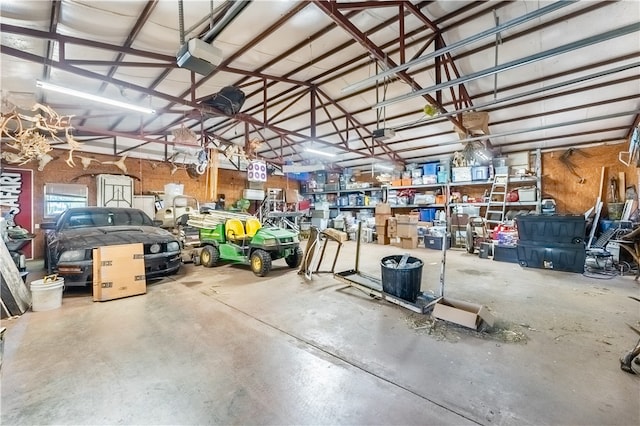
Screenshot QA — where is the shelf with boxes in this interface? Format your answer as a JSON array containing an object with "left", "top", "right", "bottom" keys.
[
  {"left": 449, "top": 176, "right": 541, "bottom": 212},
  {"left": 388, "top": 161, "right": 449, "bottom": 187},
  {"left": 301, "top": 187, "right": 384, "bottom": 211},
  {"left": 449, "top": 149, "right": 542, "bottom": 215},
  {"left": 384, "top": 184, "right": 448, "bottom": 208}
]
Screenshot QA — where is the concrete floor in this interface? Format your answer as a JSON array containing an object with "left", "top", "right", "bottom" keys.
[{"left": 2, "top": 240, "right": 639, "bottom": 425}]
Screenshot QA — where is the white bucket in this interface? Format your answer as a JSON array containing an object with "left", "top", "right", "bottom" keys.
[{"left": 30, "top": 276, "right": 64, "bottom": 312}]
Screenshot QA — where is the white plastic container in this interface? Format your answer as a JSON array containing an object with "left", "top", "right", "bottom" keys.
[
  {"left": 30, "top": 277, "right": 64, "bottom": 312},
  {"left": 517, "top": 187, "right": 537, "bottom": 202},
  {"left": 164, "top": 183, "right": 184, "bottom": 207}
]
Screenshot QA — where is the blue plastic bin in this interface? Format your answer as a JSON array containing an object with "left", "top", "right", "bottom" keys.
[{"left": 420, "top": 208, "right": 436, "bottom": 222}]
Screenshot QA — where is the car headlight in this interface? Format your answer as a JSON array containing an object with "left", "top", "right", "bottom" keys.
[
  {"left": 263, "top": 238, "right": 277, "bottom": 247},
  {"left": 149, "top": 243, "right": 161, "bottom": 254},
  {"left": 59, "top": 250, "right": 86, "bottom": 262},
  {"left": 166, "top": 241, "right": 180, "bottom": 252}
]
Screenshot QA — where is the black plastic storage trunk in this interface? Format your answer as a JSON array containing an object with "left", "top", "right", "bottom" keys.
[
  {"left": 493, "top": 245, "right": 519, "bottom": 263},
  {"left": 516, "top": 241, "right": 586, "bottom": 273},
  {"left": 515, "top": 214, "right": 586, "bottom": 244}
]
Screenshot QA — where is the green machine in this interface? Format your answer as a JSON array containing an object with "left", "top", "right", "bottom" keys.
[{"left": 182, "top": 211, "right": 302, "bottom": 277}]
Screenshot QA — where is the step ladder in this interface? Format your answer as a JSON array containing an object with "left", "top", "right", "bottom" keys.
[{"left": 484, "top": 173, "right": 509, "bottom": 229}]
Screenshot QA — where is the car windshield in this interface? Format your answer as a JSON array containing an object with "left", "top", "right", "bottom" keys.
[{"left": 63, "top": 210, "right": 153, "bottom": 229}]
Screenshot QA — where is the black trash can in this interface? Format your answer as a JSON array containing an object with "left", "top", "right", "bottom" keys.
[{"left": 380, "top": 255, "right": 424, "bottom": 302}]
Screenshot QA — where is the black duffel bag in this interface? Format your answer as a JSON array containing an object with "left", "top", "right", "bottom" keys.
[{"left": 202, "top": 86, "right": 245, "bottom": 115}]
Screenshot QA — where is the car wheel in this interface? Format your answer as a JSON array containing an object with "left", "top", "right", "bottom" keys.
[
  {"left": 285, "top": 246, "right": 303, "bottom": 268},
  {"left": 200, "top": 245, "right": 219, "bottom": 268},
  {"left": 250, "top": 249, "right": 272, "bottom": 277}
]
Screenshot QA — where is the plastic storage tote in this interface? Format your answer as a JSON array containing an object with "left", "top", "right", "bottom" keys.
[
  {"left": 516, "top": 241, "right": 586, "bottom": 273},
  {"left": 515, "top": 214, "right": 586, "bottom": 244}
]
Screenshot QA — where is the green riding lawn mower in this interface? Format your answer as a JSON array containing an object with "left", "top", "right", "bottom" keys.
[{"left": 177, "top": 210, "right": 302, "bottom": 277}]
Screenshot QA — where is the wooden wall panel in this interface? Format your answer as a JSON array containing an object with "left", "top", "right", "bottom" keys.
[
  {"left": 542, "top": 142, "right": 636, "bottom": 215},
  {"left": 1, "top": 149, "right": 298, "bottom": 260}
]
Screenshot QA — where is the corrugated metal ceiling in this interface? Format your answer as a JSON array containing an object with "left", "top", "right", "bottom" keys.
[{"left": 1, "top": 0, "right": 639, "bottom": 172}]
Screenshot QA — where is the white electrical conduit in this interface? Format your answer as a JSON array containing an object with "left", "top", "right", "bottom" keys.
[
  {"left": 341, "top": 1, "right": 575, "bottom": 94},
  {"left": 374, "top": 22, "right": 640, "bottom": 110}
]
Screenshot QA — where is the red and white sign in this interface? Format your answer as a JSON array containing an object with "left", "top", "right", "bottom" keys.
[{"left": 0, "top": 167, "right": 34, "bottom": 259}]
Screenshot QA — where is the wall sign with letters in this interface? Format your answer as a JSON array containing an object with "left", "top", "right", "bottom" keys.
[{"left": 0, "top": 167, "right": 34, "bottom": 259}]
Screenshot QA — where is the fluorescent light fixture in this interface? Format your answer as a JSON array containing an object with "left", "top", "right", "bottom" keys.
[
  {"left": 305, "top": 148, "right": 336, "bottom": 157},
  {"left": 36, "top": 80, "right": 156, "bottom": 114},
  {"left": 375, "top": 164, "right": 395, "bottom": 171}
]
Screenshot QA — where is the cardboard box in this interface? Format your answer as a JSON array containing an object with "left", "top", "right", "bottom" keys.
[
  {"left": 400, "top": 236, "right": 419, "bottom": 249},
  {"left": 395, "top": 214, "right": 419, "bottom": 224},
  {"left": 375, "top": 224, "right": 387, "bottom": 235},
  {"left": 375, "top": 213, "right": 392, "bottom": 226},
  {"left": 321, "top": 228, "right": 348, "bottom": 242},
  {"left": 377, "top": 233, "right": 391, "bottom": 245},
  {"left": 432, "top": 297, "right": 496, "bottom": 330},
  {"left": 387, "top": 217, "right": 397, "bottom": 237},
  {"left": 401, "top": 178, "right": 412, "bottom": 186},
  {"left": 397, "top": 224, "right": 417, "bottom": 238},
  {"left": 395, "top": 214, "right": 418, "bottom": 238},
  {"left": 375, "top": 203, "right": 392, "bottom": 214},
  {"left": 92, "top": 243, "right": 146, "bottom": 302}
]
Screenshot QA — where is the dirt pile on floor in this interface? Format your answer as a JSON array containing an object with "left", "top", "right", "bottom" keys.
[{"left": 405, "top": 313, "right": 528, "bottom": 344}]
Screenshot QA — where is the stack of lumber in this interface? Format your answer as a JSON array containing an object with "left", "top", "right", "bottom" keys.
[
  {"left": 0, "top": 238, "right": 31, "bottom": 318},
  {"left": 186, "top": 211, "right": 255, "bottom": 229}
]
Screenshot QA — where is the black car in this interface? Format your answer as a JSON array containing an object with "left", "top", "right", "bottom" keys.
[{"left": 41, "top": 207, "right": 182, "bottom": 286}]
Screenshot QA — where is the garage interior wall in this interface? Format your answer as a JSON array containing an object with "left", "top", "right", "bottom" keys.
[
  {"left": 8, "top": 149, "right": 297, "bottom": 259},
  {"left": 2, "top": 141, "right": 633, "bottom": 260},
  {"left": 542, "top": 141, "right": 635, "bottom": 214}
]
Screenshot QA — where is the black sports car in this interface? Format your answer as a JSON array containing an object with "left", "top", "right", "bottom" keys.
[{"left": 41, "top": 207, "right": 181, "bottom": 286}]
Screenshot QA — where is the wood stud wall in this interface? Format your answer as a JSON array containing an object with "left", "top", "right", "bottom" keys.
[{"left": 542, "top": 142, "right": 635, "bottom": 215}]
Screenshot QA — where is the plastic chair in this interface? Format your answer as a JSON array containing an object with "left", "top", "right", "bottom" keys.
[
  {"left": 245, "top": 218, "right": 262, "bottom": 237},
  {"left": 225, "top": 219, "right": 246, "bottom": 242}
]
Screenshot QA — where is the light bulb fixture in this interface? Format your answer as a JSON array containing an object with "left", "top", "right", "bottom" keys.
[
  {"left": 36, "top": 80, "right": 156, "bottom": 114},
  {"left": 305, "top": 148, "right": 336, "bottom": 158}
]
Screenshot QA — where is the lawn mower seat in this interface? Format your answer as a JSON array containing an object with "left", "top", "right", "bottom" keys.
[
  {"left": 245, "top": 218, "right": 262, "bottom": 237},
  {"left": 225, "top": 219, "right": 246, "bottom": 242}
]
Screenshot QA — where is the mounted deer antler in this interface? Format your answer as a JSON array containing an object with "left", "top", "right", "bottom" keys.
[
  {"left": 76, "top": 155, "right": 100, "bottom": 170},
  {"left": 101, "top": 155, "right": 128, "bottom": 174}
]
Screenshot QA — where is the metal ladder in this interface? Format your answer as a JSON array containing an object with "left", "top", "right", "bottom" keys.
[{"left": 484, "top": 173, "right": 509, "bottom": 229}]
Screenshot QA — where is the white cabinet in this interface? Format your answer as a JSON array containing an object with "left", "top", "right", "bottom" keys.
[{"left": 133, "top": 195, "right": 156, "bottom": 219}]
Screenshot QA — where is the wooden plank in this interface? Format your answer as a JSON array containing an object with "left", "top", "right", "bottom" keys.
[
  {"left": 0, "top": 239, "right": 31, "bottom": 314},
  {"left": 618, "top": 171, "right": 626, "bottom": 201},
  {"left": 587, "top": 200, "right": 603, "bottom": 248},
  {"left": 598, "top": 166, "right": 606, "bottom": 200}
]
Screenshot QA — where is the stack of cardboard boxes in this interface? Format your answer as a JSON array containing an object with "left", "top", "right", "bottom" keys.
[
  {"left": 395, "top": 214, "right": 419, "bottom": 249},
  {"left": 375, "top": 203, "right": 392, "bottom": 245},
  {"left": 374, "top": 203, "right": 420, "bottom": 249}
]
